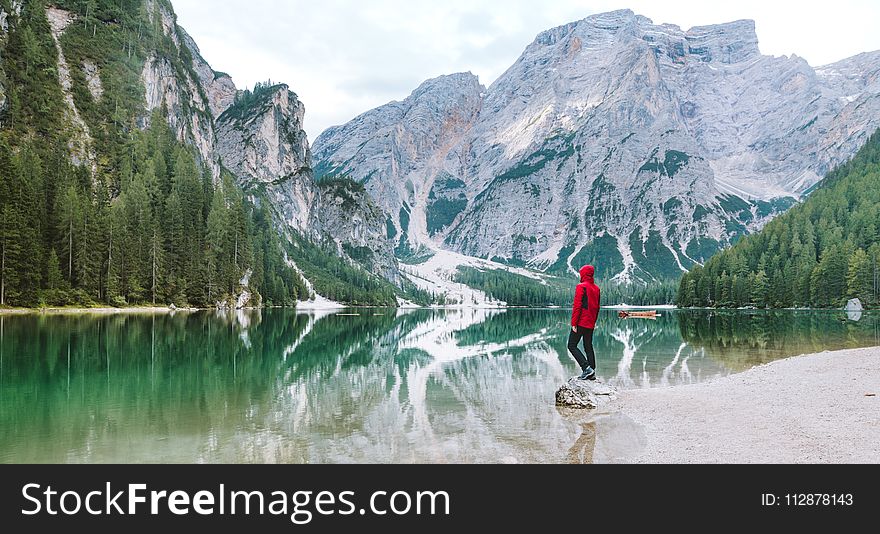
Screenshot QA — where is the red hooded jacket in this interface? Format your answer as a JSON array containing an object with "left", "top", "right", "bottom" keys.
[{"left": 571, "top": 265, "right": 601, "bottom": 329}]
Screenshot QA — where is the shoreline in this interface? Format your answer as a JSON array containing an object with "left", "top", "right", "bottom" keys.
[
  {"left": 1, "top": 304, "right": 681, "bottom": 315},
  {"left": 0, "top": 306, "right": 178, "bottom": 316},
  {"left": 602, "top": 346, "right": 880, "bottom": 463},
  {"left": 1, "top": 304, "right": 871, "bottom": 316}
]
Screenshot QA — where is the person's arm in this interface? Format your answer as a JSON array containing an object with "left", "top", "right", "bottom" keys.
[{"left": 571, "top": 284, "right": 584, "bottom": 329}]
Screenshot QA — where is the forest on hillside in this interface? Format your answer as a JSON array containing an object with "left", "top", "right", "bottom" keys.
[
  {"left": 0, "top": 1, "right": 421, "bottom": 309},
  {"left": 0, "top": 111, "right": 309, "bottom": 308},
  {"left": 677, "top": 130, "right": 880, "bottom": 309}
]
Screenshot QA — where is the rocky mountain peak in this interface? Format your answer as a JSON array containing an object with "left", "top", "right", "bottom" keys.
[
  {"left": 215, "top": 83, "right": 311, "bottom": 233},
  {"left": 684, "top": 19, "right": 760, "bottom": 64},
  {"left": 179, "top": 27, "right": 237, "bottom": 119},
  {"left": 313, "top": 9, "right": 880, "bottom": 286},
  {"left": 531, "top": 9, "right": 649, "bottom": 49},
  {"left": 530, "top": 10, "right": 760, "bottom": 66},
  {"left": 410, "top": 72, "right": 483, "bottom": 99}
]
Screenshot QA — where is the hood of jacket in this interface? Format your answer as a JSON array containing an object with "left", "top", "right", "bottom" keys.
[{"left": 580, "top": 265, "right": 595, "bottom": 284}]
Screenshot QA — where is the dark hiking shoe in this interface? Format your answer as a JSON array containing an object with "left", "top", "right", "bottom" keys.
[{"left": 579, "top": 367, "right": 596, "bottom": 381}]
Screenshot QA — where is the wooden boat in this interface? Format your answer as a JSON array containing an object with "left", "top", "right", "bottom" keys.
[{"left": 617, "top": 310, "right": 661, "bottom": 320}]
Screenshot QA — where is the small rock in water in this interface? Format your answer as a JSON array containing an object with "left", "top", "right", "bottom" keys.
[
  {"left": 846, "top": 298, "right": 863, "bottom": 322},
  {"left": 846, "top": 298, "right": 863, "bottom": 312},
  {"left": 555, "top": 378, "right": 618, "bottom": 409}
]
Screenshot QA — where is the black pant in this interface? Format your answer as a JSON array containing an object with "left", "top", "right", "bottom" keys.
[{"left": 568, "top": 327, "right": 596, "bottom": 371}]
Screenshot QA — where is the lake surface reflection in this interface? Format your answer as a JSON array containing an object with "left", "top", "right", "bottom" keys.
[{"left": 1, "top": 308, "right": 877, "bottom": 463}]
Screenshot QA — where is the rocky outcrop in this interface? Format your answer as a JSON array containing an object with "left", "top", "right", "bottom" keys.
[
  {"left": 0, "top": 2, "right": 13, "bottom": 113},
  {"left": 556, "top": 378, "right": 618, "bottom": 409},
  {"left": 214, "top": 84, "right": 401, "bottom": 283},
  {"left": 82, "top": 60, "right": 103, "bottom": 101},
  {"left": 46, "top": 6, "right": 96, "bottom": 175},
  {"left": 179, "top": 27, "right": 236, "bottom": 118},
  {"left": 0, "top": 1, "right": 21, "bottom": 33},
  {"left": 216, "top": 84, "right": 315, "bottom": 231},
  {"left": 141, "top": 52, "right": 221, "bottom": 179},
  {"left": 313, "top": 73, "right": 485, "bottom": 252},
  {"left": 140, "top": 0, "right": 223, "bottom": 180},
  {"left": 311, "top": 180, "right": 401, "bottom": 285},
  {"left": 134, "top": 1, "right": 400, "bottom": 287},
  {"left": 846, "top": 298, "right": 863, "bottom": 322},
  {"left": 313, "top": 9, "right": 880, "bottom": 284}
]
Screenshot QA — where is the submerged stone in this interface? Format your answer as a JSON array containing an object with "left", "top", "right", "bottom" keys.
[{"left": 847, "top": 298, "right": 863, "bottom": 322}]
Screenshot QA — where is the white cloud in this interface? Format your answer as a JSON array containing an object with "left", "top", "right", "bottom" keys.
[{"left": 171, "top": 0, "right": 880, "bottom": 141}]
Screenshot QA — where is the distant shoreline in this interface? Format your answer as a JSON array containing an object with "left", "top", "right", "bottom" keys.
[
  {"left": 0, "top": 306, "right": 179, "bottom": 316},
  {"left": 2, "top": 304, "right": 867, "bottom": 316},
  {"left": 1, "top": 304, "right": 678, "bottom": 315}
]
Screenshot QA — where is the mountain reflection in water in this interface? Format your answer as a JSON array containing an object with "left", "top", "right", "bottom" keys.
[{"left": 0, "top": 308, "right": 877, "bottom": 463}]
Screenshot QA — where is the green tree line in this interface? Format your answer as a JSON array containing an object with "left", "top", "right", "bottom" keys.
[
  {"left": 677, "top": 129, "right": 880, "bottom": 309},
  {"left": 0, "top": 0, "right": 306, "bottom": 308},
  {"left": 0, "top": 0, "right": 411, "bottom": 309},
  {"left": 0, "top": 115, "right": 307, "bottom": 308},
  {"left": 454, "top": 267, "right": 677, "bottom": 306}
]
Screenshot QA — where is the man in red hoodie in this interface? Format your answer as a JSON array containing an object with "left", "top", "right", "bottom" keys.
[{"left": 569, "top": 265, "right": 601, "bottom": 380}]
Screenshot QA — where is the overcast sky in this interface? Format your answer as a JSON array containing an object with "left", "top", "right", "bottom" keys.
[{"left": 173, "top": 0, "right": 880, "bottom": 141}]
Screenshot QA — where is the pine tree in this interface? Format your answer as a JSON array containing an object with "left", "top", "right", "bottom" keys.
[
  {"left": 0, "top": 205, "right": 22, "bottom": 306},
  {"left": 719, "top": 271, "right": 731, "bottom": 307},
  {"left": 847, "top": 248, "right": 872, "bottom": 302},
  {"left": 75, "top": 199, "right": 97, "bottom": 299},
  {"left": 149, "top": 222, "right": 163, "bottom": 305},
  {"left": 20, "top": 27, "right": 40, "bottom": 78},
  {"left": 751, "top": 270, "right": 769, "bottom": 308},
  {"left": 124, "top": 176, "right": 152, "bottom": 302},
  {"left": 164, "top": 189, "right": 185, "bottom": 294},
  {"left": 56, "top": 184, "right": 81, "bottom": 284},
  {"left": 46, "top": 249, "right": 64, "bottom": 291},
  {"left": 206, "top": 181, "right": 229, "bottom": 301},
  {"left": 107, "top": 199, "right": 127, "bottom": 302}
]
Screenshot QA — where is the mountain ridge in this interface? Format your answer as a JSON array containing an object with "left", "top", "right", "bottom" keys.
[{"left": 313, "top": 9, "right": 880, "bottom": 285}]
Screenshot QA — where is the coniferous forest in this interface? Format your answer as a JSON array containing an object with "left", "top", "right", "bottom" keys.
[
  {"left": 455, "top": 267, "right": 678, "bottom": 307},
  {"left": 677, "top": 129, "right": 880, "bottom": 309},
  {"left": 0, "top": 111, "right": 309, "bottom": 308},
  {"left": 0, "top": 0, "right": 306, "bottom": 308}
]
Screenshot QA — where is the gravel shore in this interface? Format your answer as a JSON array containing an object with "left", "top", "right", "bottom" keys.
[{"left": 607, "top": 347, "right": 880, "bottom": 463}]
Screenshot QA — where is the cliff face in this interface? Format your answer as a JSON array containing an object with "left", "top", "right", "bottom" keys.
[
  {"left": 211, "top": 82, "right": 400, "bottom": 286},
  {"left": 163, "top": 2, "right": 400, "bottom": 286},
  {"left": 179, "top": 27, "right": 236, "bottom": 119},
  {"left": 131, "top": 1, "right": 399, "bottom": 287},
  {"left": 313, "top": 73, "right": 485, "bottom": 253},
  {"left": 0, "top": 1, "right": 23, "bottom": 114},
  {"left": 311, "top": 180, "right": 401, "bottom": 285},
  {"left": 138, "top": 0, "right": 222, "bottom": 181},
  {"left": 215, "top": 84, "right": 315, "bottom": 232},
  {"left": 313, "top": 10, "right": 880, "bottom": 283}
]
